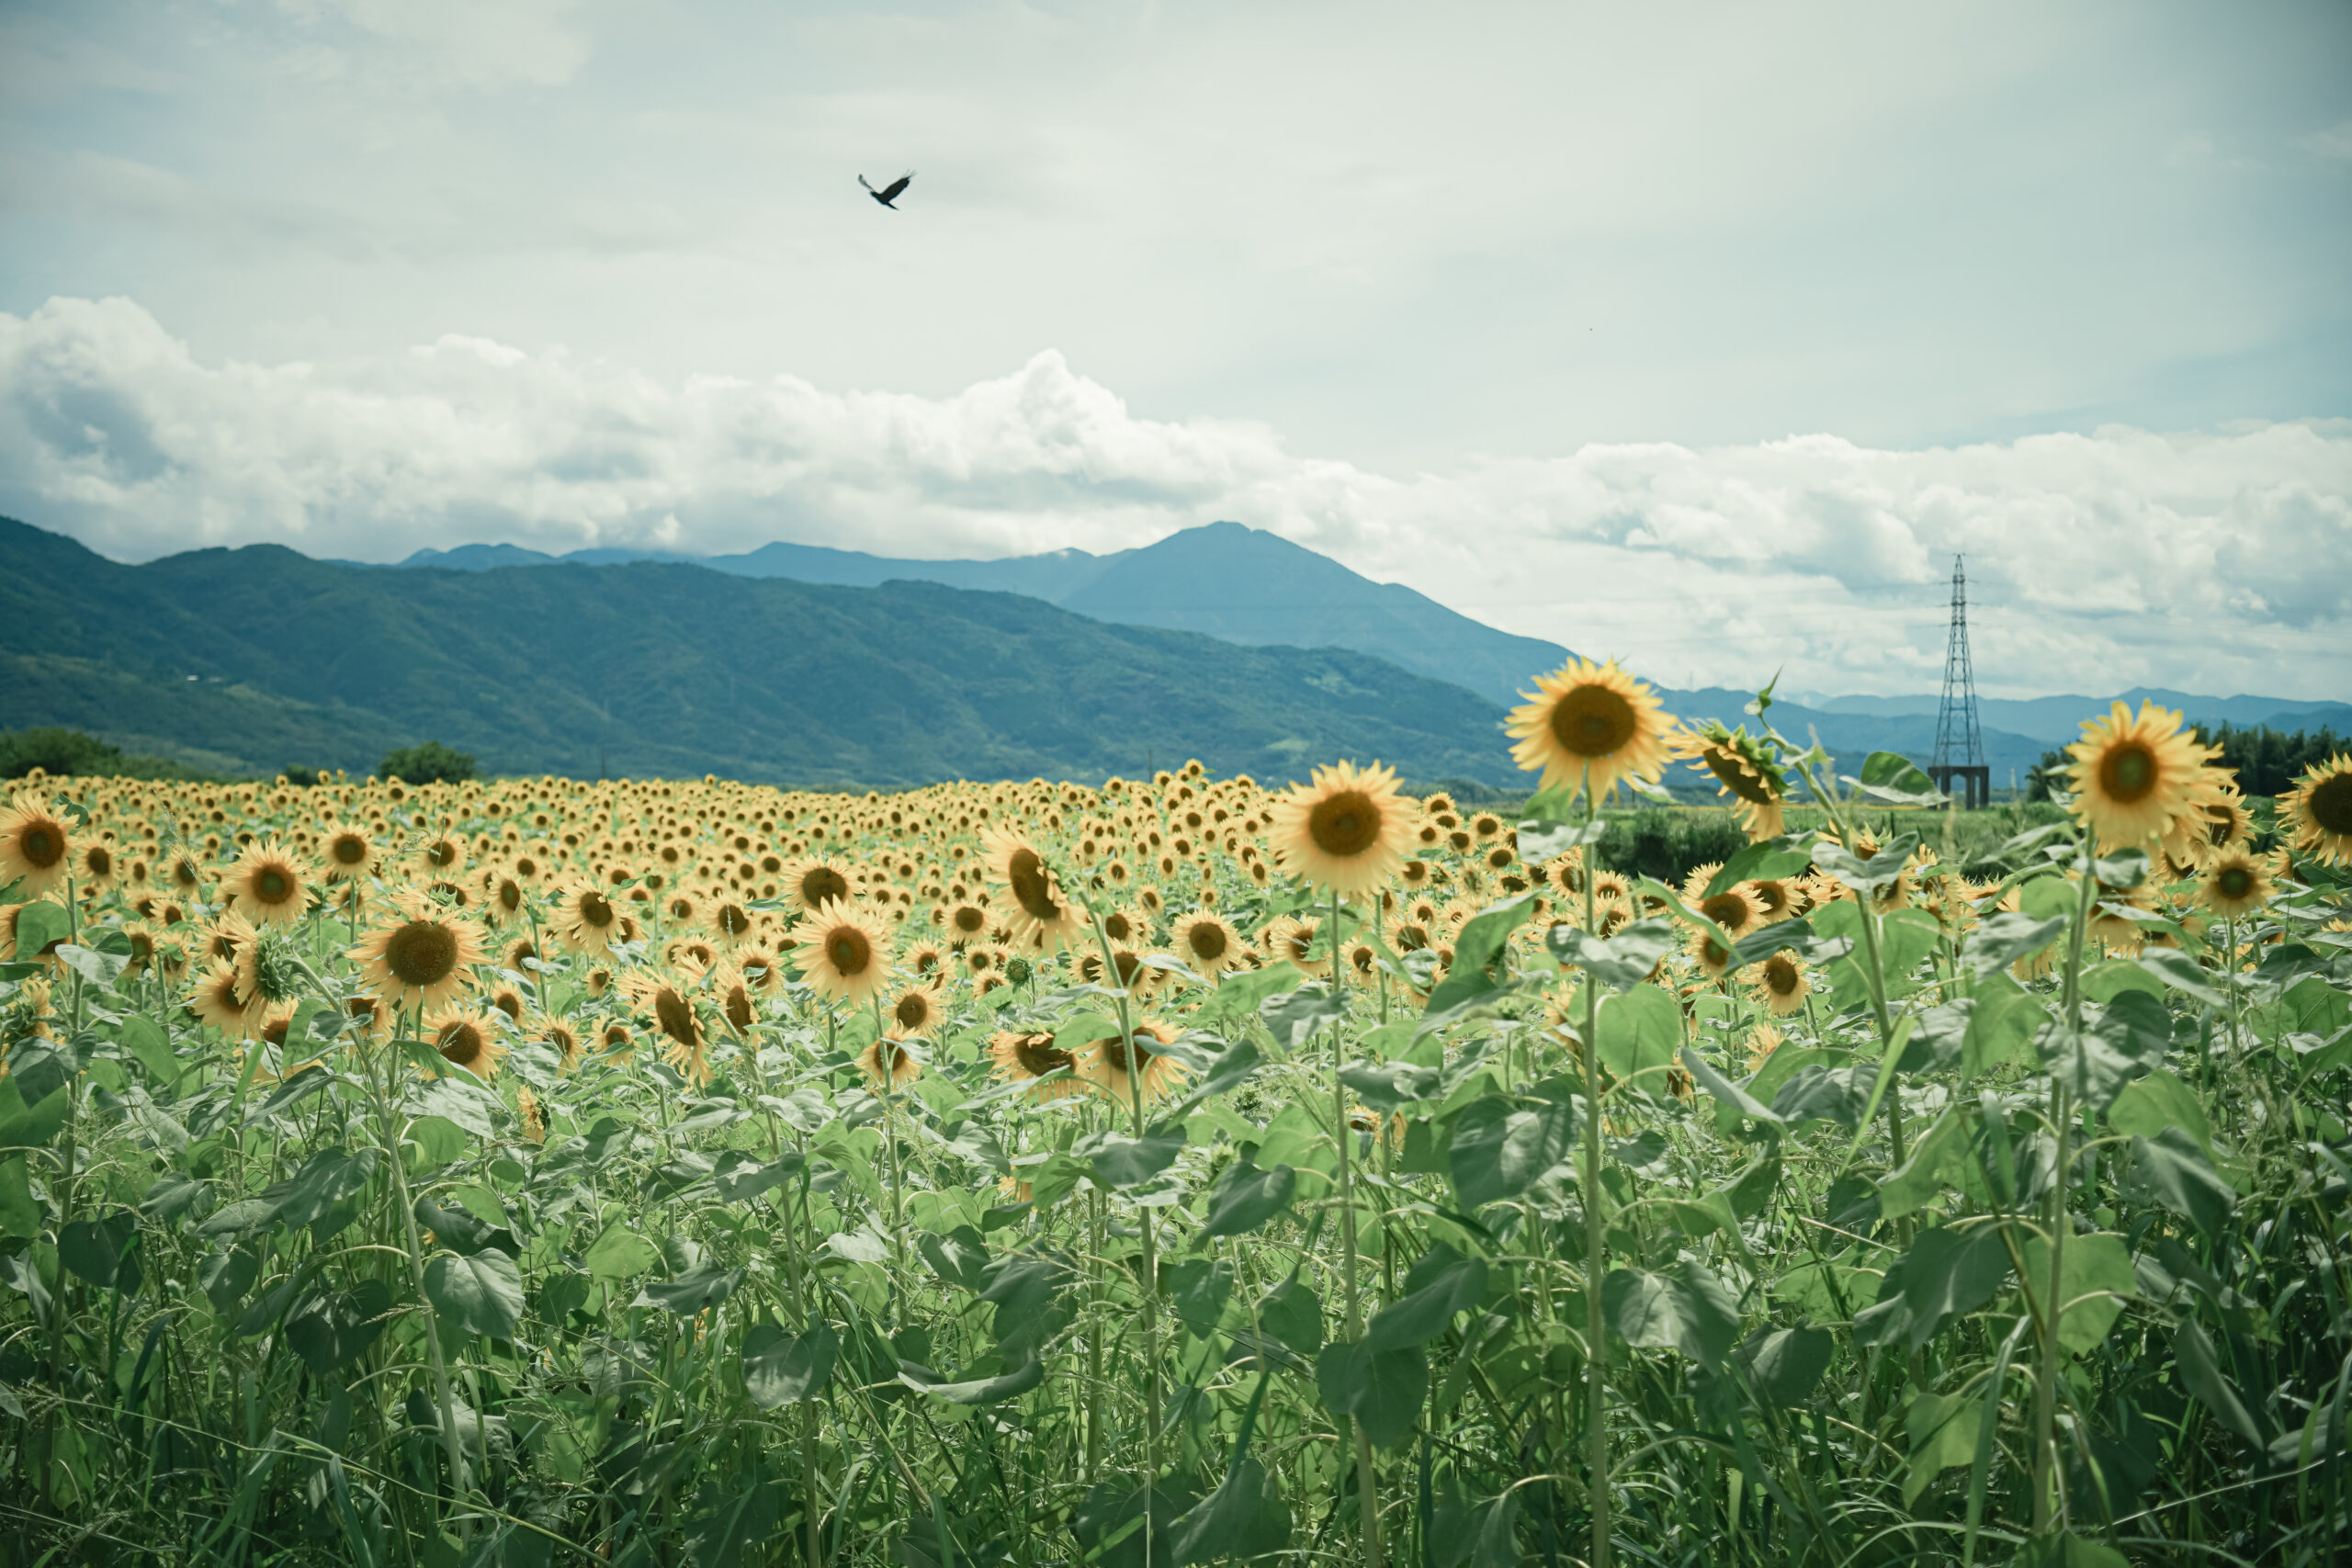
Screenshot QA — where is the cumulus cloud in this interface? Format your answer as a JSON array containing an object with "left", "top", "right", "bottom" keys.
[{"left": 2, "top": 294, "right": 2346, "bottom": 701}]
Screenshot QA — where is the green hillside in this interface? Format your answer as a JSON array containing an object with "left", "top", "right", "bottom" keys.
[
  {"left": 401, "top": 520, "right": 1573, "bottom": 706},
  {"left": 0, "top": 517, "right": 1518, "bottom": 789}
]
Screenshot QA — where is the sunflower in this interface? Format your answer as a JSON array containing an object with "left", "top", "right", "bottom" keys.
[
  {"left": 904, "top": 940, "right": 946, "bottom": 979},
  {"left": 219, "top": 839, "right": 314, "bottom": 927},
  {"left": 1170, "top": 911, "right": 1246, "bottom": 977},
  {"left": 320, "top": 824, "right": 378, "bottom": 883},
  {"left": 1686, "top": 927, "right": 1735, "bottom": 979},
  {"left": 1679, "top": 722, "right": 1790, "bottom": 841},
  {"left": 2278, "top": 753, "right": 2352, "bottom": 867},
  {"left": 1261, "top": 913, "right": 1332, "bottom": 978},
  {"left": 427, "top": 1007, "right": 507, "bottom": 1081},
  {"left": 1746, "top": 950, "right": 1811, "bottom": 1017},
  {"left": 550, "top": 879, "right": 624, "bottom": 953},
  {"left": 1745, "top": 1021, "right": 1785, "bottom": 1073},
  {"left": 187, "top": 962, "right": 264, "bottom": 1038},
  {"left": 859, "top": 1033, "right": 924, "bottom": 1090},
  {"left": 784, "top": 855, "right": 855, "bottom": 915},
  {"left": 2065, "top": 701, "right": 2214, "bottom": 852},
  {"left": 981, "top": 829, "right": 1087, "bottom": 951},
  {"left": 1265, "top": 761, "right": 1416, "bottom": 897},
  {"left": 943, "top": 900, "right": 991, "bottom": 944},
  {"left": 1084, "top": 1018, "right": 1186, "bottom": 1107},
  {"left": 1506, "top": 659, "right": 1677, "bottom": 800},
  {"left": 414, "top": 833, "right": 468, "bottom": 880},
  {"left": 793, "top": 897, "right": 893, "bottom": 1007},
  {"left": 737, "top": 944, "right": 786, "bottom": 994},
  {"left": 537, "top": 1016, "right": 585, "bottom": 1069},
  {"left": 885, "top": 980, "right": 947, "bottom": 1039},
  {"left": 482, "top": 870, "right": 531, "bottom": 925},
  {"left": 706, "top": 897, "right": 755, "bottom": 945},
  {"left": 485, "top": 982, "right": 526, "bottom": 1022},
  {"left": 711, "top": 963, "right": 760, "bottom": 1039},
  {"left": 2198, "top": 851, "right": 2274, "bottom": 919},
  {"left": 0, "top": 792, "right": 74, "bottom": 896},
  {"left": 344, "top": 992, "right": 393, "bottom": 1043},
  {"left": 351, "top": 893, "right": 487, "bottom": 1013},
  {"left": 73, "top": 839, "right": 118, "bottom": 893}
]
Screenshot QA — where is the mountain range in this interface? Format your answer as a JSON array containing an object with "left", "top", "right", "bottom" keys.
[
  {"left": 6, "top": 514, "right": 2342, "bottom": 791},
  {"left": 393, "top": 521, "right": 1570, "bottom": 712}
]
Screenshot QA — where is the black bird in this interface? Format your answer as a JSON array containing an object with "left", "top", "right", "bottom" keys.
[{"left": 859, "top": 171, "right": 913, "bottom": 209}]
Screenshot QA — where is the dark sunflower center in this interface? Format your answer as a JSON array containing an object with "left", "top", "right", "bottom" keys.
[
  {"left": 2310, "top": 774, "right": 2352, "bottom": 836},
  {"left": 428, "top": 841, "right": 458, "bottom": 868},
  {"left": 1705, "top": 747, "right": 1778, "bottom": 805},
  {"left": 717, "top": 904, "right": 750, "bottom": 936},
  {"left": 492, "top": 990, "right": 523, "bottom": 1021},
  {"left": 436, "top": 1022, "right": 484, "bottom": 1066},
  {"left": 1186, "top": 922, "right": 1228, "bottom": 960},
  {"left": 895, "top": 993, "right": 930, "bottom": 1028},
  {"left": 499, "top": 881, "right": 524, "bottom": 912},
  {"left": 829, "top": 928, "right": 872, "bottom": 976},
  {"left": 1752, "top": 881, "right": 1790, "bottom": 916},
  {"left": 255, "top": 868, "right": 294, "bottom": 903},
  {"left": 2216, "top": 865, "right": 2255, "bottom": 899},
  {"left": 85, "top": 845, "right": 113, "bottom": 875},
  {"left": 1700, "top": 892, "right": 1753, "bottom": 932},
  {"left": 800, "top": 867, "right": 849, "bottom": 907},
  {"left": 333, "top": 835, "right": 368, "bottom": 865},
  {"left": 1102, "top": 1030, "right": 1159, "bottom": 1070},
  {"left": 1008, "top": 849, "right": 1060, "bottom": 921},
  {"left": 954, "top": 906, "right": 987, "bottom": 934},
  {"left": 654, "top": 989, "right": 695, "bottom": 1044},
  {"left": 1764, "top": 953, "right": 1800, "bottom": 995},
  {"left": 2099, "top": 743, "right": 2157, "bottom": 803},
  {"left": 579, "top": 891, "right": 615, "bottom": 928},
  {"left": 1307, "top": 790, "right": 1381, "bottom": 858},
  {"left": 20, "top": 824, "right": 62, "bottom": 868},
  {"left": 1700, "top": 937, "right": 1729, "bottom": 967},
  {"left": 385, "top": 920, "right": 459, "bottom": 987},
  {"left": 1549, "top": 685, "right": 1636, "bottom": 758},
  {"left": 1012, "top": 1033, "right": 1072, "bottom": 1077}
]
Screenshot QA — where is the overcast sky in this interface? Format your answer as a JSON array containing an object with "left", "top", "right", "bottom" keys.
[{"left": 3, "top": 0, "right": 2348, "bottom": 700}]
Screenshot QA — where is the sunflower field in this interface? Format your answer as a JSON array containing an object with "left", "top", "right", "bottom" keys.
[{"left": 1, "top": 660, "right": 2348, "bottom": 1568}]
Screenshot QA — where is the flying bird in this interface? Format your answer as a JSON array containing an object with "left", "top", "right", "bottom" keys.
[{"left": 859, "top": 171, "right": 913, "bottom": 209}]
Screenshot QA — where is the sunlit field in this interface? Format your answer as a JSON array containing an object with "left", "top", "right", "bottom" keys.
[{"left": 2, "top": 663, "right": 2347, "bottom": 1567}]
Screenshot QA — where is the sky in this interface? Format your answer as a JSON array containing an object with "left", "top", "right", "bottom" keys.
[{"left": 2, "top": 0, "right": 2348, "bottom": 700}]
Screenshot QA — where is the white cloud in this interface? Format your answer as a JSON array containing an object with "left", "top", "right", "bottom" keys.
[{"left": 2, "top": 294, "right": 2346, "bottom": 702}]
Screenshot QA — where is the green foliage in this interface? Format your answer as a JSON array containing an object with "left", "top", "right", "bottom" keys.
[
  {"left": 0, "top": 725, "right": 215, "bottom": 781},
  {"left": 0, "top": 750, "right": 2346, "bottom": 1567},
  {"left": 2191, "top": 720, "right": 2346, "bottom": 796},
  {"left": 377, "top": 738, "right": 479, "bottom": 784}
]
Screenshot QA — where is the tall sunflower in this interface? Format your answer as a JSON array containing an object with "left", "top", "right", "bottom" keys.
[
  {"left": 187, "top": 962, "right": 264, "bottom": 1038},
  {"left": 792, "top": 897, "right": 892, "bottom": 1006},
  {"left": 987, "top": 1030, "right": 1090, "bottom": 1100},
  {"left": 2064, "top": 701, "right": 2214, "bottom": 852},
  {"left": 549, "top": 879, "right": 624, "bottom": 953},
  {"left": 783, "top": 855, "right": 855, "bottom": 915},
  {"left": 1265, "top": 761, "right": 1416, "bottom": 897},
  {"left": 2278, "top": 753, "right": 2352, "bottom": 867},
  {"left": 0, "top": 792, "right": 74, "bottom": 896},
  {"left": 623, "top": 972, "right": 709, "bottom": 1083},
  {"left": 884, "top": 980, "right": 946, "bottom": 1039},
  {"left": 980, "top": 829, "right": 1086, "bottom": 952},
  {"left": 859, "top": 1033, "right": 924, "bottom": 1090},
  {"left": 1084, "top": 1019, "right": 1185, "bottom": 1107},
  {"left": 1746, "top": 950, "right": 1811, "bottom": 1017},
  {"left": 2197, "top": 851, "right": 2274, "bottom": 919},
  {"left": 319, "top": 824, "right": 378, "bottom": 883},
  {"left": 1678, "top": 721, "right": 1790, "bottom": 841},
  {"left": 426, "top": 1007, "right": 508, "bottom": 1081},
  {"left": 1170, "top": 911, "right": 1246, "bottom": 977},
  {"left": 351, "top": 893, "right": 487, "bottom": 1013},
  {"left": 221, "top": 839, "right": 316, "bottom": 927},
  {"left": 1506, "top": 659, "right": 1677, "bottom": 800}
]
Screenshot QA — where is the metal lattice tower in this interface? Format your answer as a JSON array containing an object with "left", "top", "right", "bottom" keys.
[{"left": 1928, "top": 555, "right": 1989, "bottom": 807}]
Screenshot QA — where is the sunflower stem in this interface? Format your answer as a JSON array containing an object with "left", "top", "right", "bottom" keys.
[
  {"left": 1578, "top": 766, "right": 1612, "bottom": 1568},
  {"left": 1329, "top": 884, "right": 1384, "bottom": 1568},
  {"left": 2031, "top": 847, "right": 2098, "bottom": 1536}
]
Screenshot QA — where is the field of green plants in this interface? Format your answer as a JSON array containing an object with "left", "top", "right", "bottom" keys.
[{"left": 0, "top": 667, "right": 2346, "bottom": 1567}]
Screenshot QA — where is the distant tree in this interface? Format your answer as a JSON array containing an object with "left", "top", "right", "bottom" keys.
[
  {"left": 281, "top": 765, "right": 324, "bottom": 787},
  {"left": 0, "top": 727, "right": 126, "bottom": 779},
  {"left": 377, "top": 740, "right": 478, "bottom": 784},
  {"left": 2026, "top": 746, "right": 2070, "bottom": 802},
  {"left": 2192, "top": 723, "right": 2345, "bottom": 798}
]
